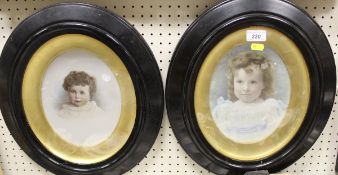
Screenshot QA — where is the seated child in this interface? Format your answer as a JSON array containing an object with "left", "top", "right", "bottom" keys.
[
  {"left": 58, "top": 71, "right": 105, "bottom": 118},
  {"left": 212, "top": 51, "right": 286, "bottom": 144}
]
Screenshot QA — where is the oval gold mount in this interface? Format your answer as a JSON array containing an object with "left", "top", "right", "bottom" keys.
[
  {"left": 194, "top": 26, "right": 310, "bottom": 161},
  {"left": 22, "top": 34, "right": 136, "bottom": 164}
]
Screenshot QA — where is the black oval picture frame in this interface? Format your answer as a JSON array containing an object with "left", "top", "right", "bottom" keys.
[
  {"left": 0, "top": 3, "right": 163, "bottom": 175},
  {"left": 166, "top": 0, "right": 335, "bottom": 174}
]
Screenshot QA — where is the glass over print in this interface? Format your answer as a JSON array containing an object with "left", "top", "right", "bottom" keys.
[
  {"left": 22, "top": 34, "right": 137, "bottom": 164},
  {"left": 210, "top": 46, "right": 290, "bottom": 144},
  {"left": 194, "top": 26, "right": 310, "bottom": 161},
  {"left": 42, "top": 49, "right": 121, "bottom": 146},
  {"left": 166, "top": 0, "right": 335, "bottom": 173},
  {"left": 0, "top": 3, "right": 164, "bottom": 174}
]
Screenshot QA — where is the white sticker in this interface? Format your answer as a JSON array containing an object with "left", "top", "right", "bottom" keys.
[{"left": 246, "top": 30, "right": 266, "bottom": 42}]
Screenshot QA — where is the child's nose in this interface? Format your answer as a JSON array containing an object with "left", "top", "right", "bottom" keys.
[{"left": 242, "top": 83, "right": 249, "bottom": 91}]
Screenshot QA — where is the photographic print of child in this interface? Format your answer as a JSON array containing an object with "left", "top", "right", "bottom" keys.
[{"left": 212, "top": 51, "right": 286, "bottom": 144}]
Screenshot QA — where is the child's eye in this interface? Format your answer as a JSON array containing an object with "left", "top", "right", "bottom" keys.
[
  {"left": 250, "top": 81, "right": 257, "bottom": 84},
  {"left": 80, "top": 91, "right": 85, "bottom": 95},
  {"left": 236, "top": 80, "right": 243, "bottom": 83}
]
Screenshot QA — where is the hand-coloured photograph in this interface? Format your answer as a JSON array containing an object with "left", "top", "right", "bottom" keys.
[
  {"left": 210, "top": 45, "right": 290, "bottom": 144},
  {"left": 41, "top": 49, "right": 121, "bottom": 147},
  {"left": 0, "top": 3, "right": 164, "bottom": 173}
]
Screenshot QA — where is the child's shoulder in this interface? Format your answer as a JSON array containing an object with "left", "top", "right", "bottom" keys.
[
  {"left": 213, "top": 98, "right": 234, "bottom": 113},
  {"left": 88, "top": 101, "right": 105, "bottom": 113},
  {"left": 215, "top": 96, "right": 232, "bottom": 105},
  {"left": 216, "top": 96, "right": 233, "bottom": 105},
  {"left": 263, "top": 98, "right": 286, "bottom": 108},
  {"left": 264, "top": 98, "right": 279, "bottom": 103},
  {"left": 60, "top": 102, "right": 73, "bottom": 110}
]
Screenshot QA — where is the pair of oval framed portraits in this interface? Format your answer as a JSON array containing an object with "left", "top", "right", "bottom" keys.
[{"left": 0, "top": 0, "right": 335, "bottom": 175}]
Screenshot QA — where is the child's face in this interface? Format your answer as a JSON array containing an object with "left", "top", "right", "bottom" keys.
[
  {"left": 68, "top": 85, "right": 91, "bottom": 107},
  {"left": 233, "top": 65, "right": 264, "bottom": 103}
]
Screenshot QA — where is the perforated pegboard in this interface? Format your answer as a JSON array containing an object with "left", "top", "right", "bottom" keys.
[{"left": 0, "top": 0, "right": 337, "bottom": 175}]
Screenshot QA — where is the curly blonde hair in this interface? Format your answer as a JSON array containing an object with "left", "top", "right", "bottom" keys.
[
  {"left": 227, "top": 51, "right": 274, "bottom": 101},
  {"left": 63, "top": 71, "right": 96, "bottom": 98}
]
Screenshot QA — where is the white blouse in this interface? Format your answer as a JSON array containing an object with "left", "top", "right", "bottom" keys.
[
  {"left": 58, "top": 101, "right": 105, "bottom": 118},
  {"left": 212, "top": 98, "right": 286, "bottom": 144},
  {"left": 56, "top": 101, "right": 115, "bottom": 146}
]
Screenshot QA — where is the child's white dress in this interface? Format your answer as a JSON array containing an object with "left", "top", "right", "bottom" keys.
[
  {"left": 58, "top": 101, "right": 105, "bottom": 118},
  {"left": 57, "top": 101, "right": 114, "bottom": 146},
  {"left": 212, "top": 98, "right": 286, "bottom": 144}
]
